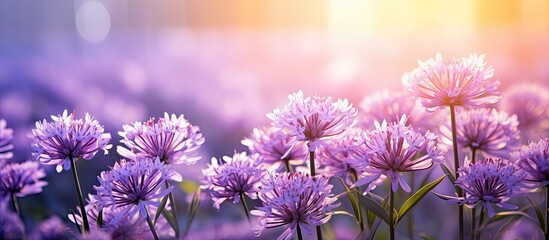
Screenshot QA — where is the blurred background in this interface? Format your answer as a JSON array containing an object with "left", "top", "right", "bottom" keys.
[{"left": 0, "top": 0, "right": 548, "bottom": 238}]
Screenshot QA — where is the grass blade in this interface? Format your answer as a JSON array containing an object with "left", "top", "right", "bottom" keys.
[
  {"left": 357, "top": 193, "right": 390, "bottom": 224},
  {"left": 397, "top": 175, "right": 445, "bottom": 224}
]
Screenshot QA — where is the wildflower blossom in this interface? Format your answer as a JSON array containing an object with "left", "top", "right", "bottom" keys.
[
  {"left": 407, "top": 53, "right": 500, "bottom": 111},
  {"left": 94, "top": 158, "right": 175, "bottom": 224},
  {"left": 29, "top": 215, "right": 71, "bottom": 240},
  {"left": 359, "top": 90, "right": 439, "bottom": 132},
  {"left": 512, "top": 138, "right": 549, "bottom": 188},
  {"left": 500, "top": 83, "right": 549, "bottom": 140},
  {"left": 28, "top": 110, "right": 112, "bottom": 172},
  {"left": 251, "top": 172, "right": 339, "bottom": 240},
  {"left": 352, "top": 115, "right": 445, "bottom": 193},
  {"left": 202, "top": 152, "right": 264, "bottom": 209},
  {"left": 0, "top": 203, "right": 24, "bottom": 239},
  {"left": 441, "top": 108, "right": 521, "bottom": 158},
  {"left": 316, "top": 128, "right": 362, "bottom": 184},
  {"left": 0, "top": 160, "right": 48, "bottom": 198},
  {"left": 454, "top": 158, "right": 525, "bottom": 218},
  {"left": 267, "top": 90, "right": 358, "bottom": 152},
  {"left": 0, "top": 119, "right": 14, "bottom": 163},
  {"left": 117, "top": 113, "right": 205, "bottom": 168},
  {"left": 241, "top": 126, "right": 307, "bottom": 171}
]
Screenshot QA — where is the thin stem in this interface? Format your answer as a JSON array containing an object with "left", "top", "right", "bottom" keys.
[
  {"left": 297, "top": 223, "right": 304, "bottom": 240},
  {"left": 407, "top": 172, "right": 415, "bottom": 239},
  {"left": 165, "top": 182, "right": 180, "bottom": 239},
  {"left": 390, "top": 189, "right": 395, "bottom": 240},
  {"left": 471, "top": 148, "right": 477, "bottom": 240},
  {"left": 351, "top": 171, "right": 365, "bottom": 231},
  {"left": 240, "top": 192, "right": 251, "bottom": 223},
  {"left": 284, "top": 159, "right": 292, "bottom": 173},
  {"left": 145, "top": 206, "right": 160, "bottom": 240},
  {"left": 309, "top": 150, "right": 322, "bottom": 240},
  {"left": 10, "top": 192, "right": 21, "bottom": 217},
  {"left": 69, "top": 155, "right": 89, "bottom": 233},
  {"left": 450, "top": 105, "right": 463, "bottom": 240},
  {"left": 546, "top": 186, "right": 548, "bottom": 240},
  {"left": 476, "top": 205, "right": 486, "bottom": 240}
]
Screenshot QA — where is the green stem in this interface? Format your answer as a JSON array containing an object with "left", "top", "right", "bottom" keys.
[
  {"left": 390, "top": 189, "right": 395, "bottom": 240},
  {"left": 284, "top": 159, "right": 292, "bottom": 173},
  {"left": 450, "top": 105, "right": 463, "bottom": 240},
  {"left": 309, "top": 150, "right": 322, "bottom": 240},
  {"left": 145, "top": 206, "right": 160, "bottom": 240},
  {"left": 10, "top": 192, "right": 21, "bottom": 217},
  {"left": 351, "top": 171, "right": 365, "bottom": 231},
  {"left": 407, "top": 172, "right": 415, "bottom": 239},
  {"left": 240, "top": 192, "right": 251, "bottom": 223},
  {"left": 297, "top": 223, "right": 304, "bottom": 240},
  {"left": 546, "top": 186, "right": 548, "bottom": 240},
  {"left": 69, "top": 155, "right": 89, "bottom": 233},
  {"left": 471, "top": 148, "right": 477, "bottom": 239},
  {"left": 476, "top": 205, "right": 486, "bottom": 240},
  {"left": 165, "top": 182, "right": 180, "bottom": 239}
]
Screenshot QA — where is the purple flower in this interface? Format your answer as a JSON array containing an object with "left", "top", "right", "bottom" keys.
[
  {"left": 359, "top": 90, "right": 440, "bottom": 132},
  {"left": 352, "top": 115, "right": 445, "bottom": 193},
  {"left": 29, "top": 215, "right": 71, "bottom": 240},
  {"left": 0, "top": 203, "right": 24, "bottom": 239},
  {"left": 406, "top": 53, "right": 500, "bottom": 112},
  {"left": 28, "top": 110, "right": 112, "bottom": 173},
  {"left": 316, "top": 128, "right": 362, "bottom": 184},
  {"left": 0, "top": 119, "right": 14, "bottom": 163},
  {"left": 512, "top": 138, "right": 549, "bottom": 188},
  {"left": 441, "top": 108, "right": 521, "bottom": 158},
  {"left": 241, "top": 126, "right": 307, "bottom": 172},
  {"left": 454, "top": 158, "right": 525, "bottom": 218},
  {"left": 202, "top": 152, "right": 264, "bottom": 209},
  {"left": 94, "top": 158, "right": 175, "bottom": 224},
  {"left": 0, "top": 160, "right": 48, "bottom": 199},
  {"left": 500, "top": 83, "right": 549, "bottom": 140},
  {"left": 251, "top": 172, "right": 339, "bottom": 240},
  {"left": 117, "top": 113, "right": 205, "bottom": 168},
  {"left": 267, "top": 91, "right": 358, "bottom": 152}
]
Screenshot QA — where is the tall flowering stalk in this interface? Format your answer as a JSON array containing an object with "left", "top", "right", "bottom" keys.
[
  {"left": 29, "top": 110, "right": 112, "bottom": 233},
  {"left": 251, "top": 172, "right": 339, "bottom": 240},
  {"left": 512, "top": 138, "right": 549, "bottom": 239},
  {"left": 351, "top": 115, "right": 444, "bottom": 240},
  {"left": 201, "top": 152, "right": 265, "bottom": 221},
  {"left": 117, "top": 112, "right": 204, "bottom": 238},
  {"left": 0, "top": 119, "right": 14, "bottom": 164},
  {"left": 0, "top": 161, "right": 48, "bottom": 216},
  {"left": 407, "top": 53, "right": 500, "bottom": 240}
]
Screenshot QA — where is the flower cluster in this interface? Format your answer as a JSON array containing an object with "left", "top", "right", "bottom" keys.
[
  {"left": 316, "top": 128, "right": 362, "bottom": 184},
  {"left": 407, "top": 53, "right": 500, "bottom": 111},
  {"left": 0, "top": 119, "right": 14, "bottom": 163},
  {"left": 94, "top": 158, "right": 175, "bottom": 224},
  {"left": 251, "top": 172, "right": 339, "bottom": 240},
  {"left": 241, "top": 126, "right": 307, "bottom": 172},
  {"left": 117, "top": 113, "right": 205, "bottom": 167},
  {"left": 28, "top": 110, "right": 112, "bottom": 172},
  {"left": 352, "top": 115, "right": 445, "bottom": 193},
  {"left": 0, "top": 160, "right": 47, "bottom": 199},
  {"left": 202, "top": 152, "right": 265, "bottom": 209},
  {"left": 512, "top": 138, "right": 549, "bottom": 187},
  {"left": 454, "top": 158, "right": 525, "bottom": 218},
  {"left": 267, "top": 91, "right": 358, "bottom": 152}
]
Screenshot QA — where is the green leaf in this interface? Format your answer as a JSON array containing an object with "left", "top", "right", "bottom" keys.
[
  {"left": 432, "top": 192, "right": 460, "bottom": 201},
  {"left": 321, "top": 222, "right": 336, "bottom": 240},
  {"left": 330, "top": 211, "right": 356, "bottom": 218},
  {"left": 440, "top": 163, "right": 456, "bottom": 184},
  {"left": 489, "top": 211, "right": 539, "bottom": 227},
  {"left": 366, "top": 218, "right": 382, "bottom": 240},
  {"left": 161, "top": 208, "right": 178, "bottom": 232},
  {"left": 526, "top": 196, "right": 545, "bottom": 232},
  {"left": 97, "top": 209, "right": 103, "bottom": 228},
  {"left": 154, "top": 194, "right": 170, "bottom": 225},
  {"left": 183, "top": 188, "right": 201, "bottom": 238},
  {"left": 397, "top": 175, "right": 445, "bottom": 224},
  {"left": 357, "top": 193, "right": 390, "bottom": 225},
  {"left": 335, "top": 177, "right": 361, "bottom": 226}
]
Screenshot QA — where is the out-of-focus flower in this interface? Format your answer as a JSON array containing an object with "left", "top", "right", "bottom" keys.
[
  {"left": 453, "top": 158, "right": 525, "bottom": 218},
  {"left": 352, "top": 115, "right": 445, "bottom": 193},
  {"left": 500, "top": 82, "right": 549, "bottom": 141},
  {"left": 359, "top": 90, "right": 439, "bottom": 132},
  {"left": 117, "top": 113, "right": 204, "bottom": 171},
  {"left": 267, "top": 90, "right": 358, "bottom": 152},
  {"left": 441, "top": 108, "right": 520, "bottom": 159},
  {"left": 512, "top": 138, "right": 549, "bottom": 188},
  {"left": 241, "top": 126, "right": 307, "bottom": 172},
  {"left": 0, "top": 160, "right": 47, "bottom": 199},
  {"left": 80, "top": 229, "right": 112, "bottom": 240},
  {"left": 407, "top": 53, "right": 500, "bottom": 112},
  {"left": 317, "top": 128, "right": 362, "bottom": 184},
  {"left": 29, "top": 215, "right": 71, "bottom": 240},
  {"left": 251, "top": 172, "right": 339, "bottom": 240},
  {"left": 202, "top": 152, "right": 264, "bottom": 209},
  {"left": 28, "top": 110, "right": 112, "bottom": 173},
  {"left": 0, "top": 204, "right": 24, "bottom": 239},
  {"left": 94, "top": 158, "right": 174, "bottom": 224},
  {"left": 0, "top": 119, "right": 14, "bottom": 163}
]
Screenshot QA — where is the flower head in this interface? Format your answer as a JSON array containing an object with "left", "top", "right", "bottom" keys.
[
  {"left": 407, "top": 53, "right": 500, "bottom": 111},
  {"left": 0, "top": 160, "right": 48, "bottom": 198},
  {"left": 117, "top": 113, "right": 205, "bottom": 168},
  {"left": 241, "top": 126, "right": 307, "bottom": 172},
  {"left": 512, "top": 138, "right": 549, "bottom": 188},
  {"left": 28, "top": 110, "right": 112, "bottom": 173},
  {"left": 202, "top": 152, "right": 265, "bottom": 209},
  {"left": 267, "top": 91, "right": 358, "bottom": 152},
  {"left": 352, "top": 115, "right": 445, "bottom": 193},
  {"left": 0, "top": 119, "right": 14, "bottom": 163},
  {"left": 251, "top": 172, "right": 339, "bottom": 240},
  {"left": 316, "top": 128, "right": 362, "bottom": 184},
  {"left": 500, "top": 82, "right": 549, "bottom": 141},
  {"left": 454, "top": 158, "right": 525, "bottom": 218},
  {"left": 94, "top": 158, "right": 175, "bottom": 224},
  {"left": 441, "top": 108, "right": 521, "bottom": 158}
]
